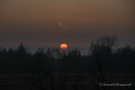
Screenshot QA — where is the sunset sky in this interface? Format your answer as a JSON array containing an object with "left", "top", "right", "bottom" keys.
[{"left": 0, "top": 0, "right": 135, "bottom": 50}]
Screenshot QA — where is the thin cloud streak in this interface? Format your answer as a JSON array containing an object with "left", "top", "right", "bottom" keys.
[{"left": 57, "top": 21, "right": 69, "bottom": 29}]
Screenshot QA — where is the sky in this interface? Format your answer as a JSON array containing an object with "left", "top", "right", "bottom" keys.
[{"left": 0, "top": 0, "right": 135, "bottom": 50}]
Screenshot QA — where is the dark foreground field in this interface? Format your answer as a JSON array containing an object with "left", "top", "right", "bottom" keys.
[
  {"left": 0, "top": 37, "right": 135, "bottom": 90},
  {"left": 0, "top": 73, "right": 135, "bottom": 90}
]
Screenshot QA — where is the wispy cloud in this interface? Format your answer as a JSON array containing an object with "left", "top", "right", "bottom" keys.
[{"left": 57, "top": 21, "right": 69, "bottom": 29}]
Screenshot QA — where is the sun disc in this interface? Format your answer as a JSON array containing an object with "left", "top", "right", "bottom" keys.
[{"left": 60, "top": 43, "right": 68, "bottom": 49}]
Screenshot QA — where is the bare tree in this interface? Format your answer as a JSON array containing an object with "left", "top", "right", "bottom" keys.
[{"left": 90, "top": 36, "right": 117, "bottom": 89}]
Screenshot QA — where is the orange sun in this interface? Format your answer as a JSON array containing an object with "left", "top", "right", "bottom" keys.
[{"left": 60, "top": 43, "right": 68, "bottom": 49}]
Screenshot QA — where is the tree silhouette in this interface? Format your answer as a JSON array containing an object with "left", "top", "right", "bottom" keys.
[
  {"left": 89, "top": 36, "right": 117, "bottom": 89},
  {"left": 0, "top": 37, "right": 135, "bottom": 90}
]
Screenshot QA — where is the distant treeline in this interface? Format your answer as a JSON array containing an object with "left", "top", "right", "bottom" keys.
[{"left": 0, "top": 36, "right": 135, "bottom": 74}]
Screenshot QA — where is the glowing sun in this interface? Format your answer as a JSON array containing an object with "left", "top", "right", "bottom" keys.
[{"left": 60, "top": 43, "right": 68, "bottom": 49}]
